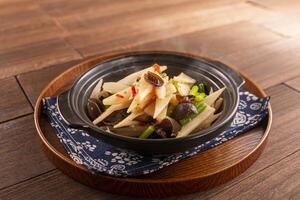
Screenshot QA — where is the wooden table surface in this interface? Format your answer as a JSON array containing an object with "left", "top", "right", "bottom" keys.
[{"left": 0, "top": 0, "right": 299, "bottom": 199}]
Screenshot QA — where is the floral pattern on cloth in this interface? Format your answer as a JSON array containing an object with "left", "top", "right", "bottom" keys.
[{"left": 42, "top": 91, "right": 270, "bottom": 177}]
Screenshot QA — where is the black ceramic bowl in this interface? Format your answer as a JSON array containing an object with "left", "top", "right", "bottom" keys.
[{"left": 58, "top": 51, "right": 244, "bottom": 154}]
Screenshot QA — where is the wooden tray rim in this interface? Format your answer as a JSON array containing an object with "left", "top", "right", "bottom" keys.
[{"left": 34, "top": 51, "right": 273, "bottom": 183}]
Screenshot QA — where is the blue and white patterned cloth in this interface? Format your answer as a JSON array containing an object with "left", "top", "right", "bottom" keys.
[{"left": 42, "top": 91, "right": 269, "bottom": 177}]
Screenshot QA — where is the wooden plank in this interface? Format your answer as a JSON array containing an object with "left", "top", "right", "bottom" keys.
[
  {"left": 210, "top": 151, "right": 300, "bottom": 200},
  {"left": 17, "top": 59, "right": 82, "bottom": 106},
  {"left": 0, "top": 1, "right": 82, "bottom": 78},
  {"left": 286, "top": 76, "right": 300, "bottom": 92},
  {"left": 131, "top": 21, "right": 282, "bottom": 59},
  {"left": 42, "top": 0, "right": 238, "bottom": 32},
  {"left": 0, "top": 170, "right": 118, "bottom": 200},
  {"left": 62, "top": 3, "right": 270, "bottom": 57},
  {"left": 0, "top": 77, "right": 32, "bottom": 122},
  {"left": 1, "top": 84, "right": 298, "bottom": 199},
  {"left": 249, "top": 0, "right": 300, "bottom": 12},
  {"left": 221, "top": 37, "right": 300, "bottom": 88},
  {"left": 0, "top": 115, "right": 54, "bottom": 189},
  {"left": 251, "top": 12, "right": 300, "bottom": 37},
  {"left": 0, "top": 38, "right": 82, "bottom": 79}
]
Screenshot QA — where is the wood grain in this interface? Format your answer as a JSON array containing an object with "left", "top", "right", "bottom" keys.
[
  {"left": 17, "top": 59, "right": 82, "bottom": 106},
  {"left": 62, "top": 3, "right": 270, "bottom": 57},
  {"left": 221, "top": 37, "right": 300, "bottom": 88},
  {"left": 1, "top": 0, "right": 300, "bottom": 199},
  {"left": 131, "top": 21, "right": 282, "bottom": 59},
  {"left": 0, "top": 77, "right": 32, "bottom": 122},
  {"left": 286, "top": 76, "right": 300, "bottom": 92},
  {"left": 0, "top": 115, "right": 54, "bottom": 189},
  {"left": 211, "top": 151, "right": 300, "bottom": 200}
]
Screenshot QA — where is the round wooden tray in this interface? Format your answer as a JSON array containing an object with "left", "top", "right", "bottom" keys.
[{"left": 34, "top": 52, "right": 272, "bottom": 198}]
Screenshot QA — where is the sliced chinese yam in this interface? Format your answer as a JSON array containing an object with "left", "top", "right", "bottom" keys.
[
  {"left": 102, "top": 87, "right": 131, "bottom": 105},
  {"left": 144, "top": 102, "right": 155, "bottom": 116},
  {"left": 209, "top": 87, "right": 214, "bottom": 95},
  {"left": 156, "top": 106, "right": 167, "bottom": 122},
  {"left": 90, "top": 79, "right": 103, "bottom": 99},
  {"left": 102, "top": 82, "right": 128, "bottom": 94},
  {"left": 166, "top": 82, "right": 177, "bottom": 95},
  {"left": 114, "top": 112, "right": 144, "bottom": 128},
  {"left": 155, "top": 82, "right": 166, "bottom": 99},
  {"left": 173, "top": 72, "right": 196, "bottom": 84},
  {"left": 138, "top": 77, "right": 153, "bottom": 102},
  {"left": 194, "top": 112, "right": 222, "bottom": 132},
  {"left": 176, "top": 105, "right": 215, "bottom": 138},
  {"left": 202, "top": 87, "right": 225, "bottom": 106},
  {"left": 214, "top": 97, "right": 223, "bottom": 111},
  {"left": 177, "top": 82, "right": 191, "bottom": 96},
  {"left": 93, "top": 101, "right": 131, "bottom": 124},
  {"left": 153, "top": 94, "right": 172, "bottom": 119},
  {"left": 117, "top": 65, "right": 167, "bottom": 85},
  {"left": 127, "top": 94, "right": 140, "bottom": 113}
]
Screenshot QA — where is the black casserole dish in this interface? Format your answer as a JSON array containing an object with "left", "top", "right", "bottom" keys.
[{"left": 57, "top": 51, "right": 245, "bottom": 154}]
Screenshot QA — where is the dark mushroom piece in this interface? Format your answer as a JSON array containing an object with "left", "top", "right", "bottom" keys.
[
  {"left": 150, "top": 117, "right": 181, "bottom": 138},
  {"left": 144, "top": 71, "right": 164, "bottom": 87},
  {"left": 87, "top": 98, "right": 103, "bottom": 120},
  {"left": 172, "top": 102, "right": 198, "bottom": 122}
]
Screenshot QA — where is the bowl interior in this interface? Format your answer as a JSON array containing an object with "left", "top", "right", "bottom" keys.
[{"left": 69, "top": 53, "right": 238, "bottom": 138}]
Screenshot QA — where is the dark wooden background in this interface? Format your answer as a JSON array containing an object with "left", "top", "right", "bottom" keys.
[{"left": 0, "top": 0, "right": 299, "bottom": 199}]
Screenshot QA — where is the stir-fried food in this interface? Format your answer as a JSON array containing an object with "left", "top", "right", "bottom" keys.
[{"left": 87, "top": 64, "right": 225, "bottom": 139}]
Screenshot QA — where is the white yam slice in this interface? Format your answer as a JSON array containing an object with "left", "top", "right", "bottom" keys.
[
  {"left": 202, "top": 87, "right": 225, "bottom": 106},
  {"left": 153, "top": 94, "right": 172, "bottom": 119},
  {"left": 177, "top": 83, "right": 191, "bottom": 96},
  {"left": 214, "top": 97, "right": 223, "bottom": 111},
  {"left": 173, "top": 72, "right": 196, "bottom": 84},
  {"left": 138, "top": 77, "right": 153, "bottom": 102},
  {"left": 93, "top": 101, "right": 131, "bottom": 124},
  {"left": 102, "top": 87, "right": 131, "bottom": 105},
  {"left": 155, "top": 83, "right": 166, "bottom": 99},
  {"left": 90, "top": 79, "right": 103, "bottom": 99},
  {"left": 114, "top": 112, "right": 144, "bottom": 128},
  {"left": 117, "top": 65, "right": 167, "bottom": 85},
  {"left": 166, "top": 82, "right": 177, "bottom": 95},
  {"left": 194, "top": 112, "right": 222, "bottom": 132},
  {"left": 156, "top": 106, "right": 167, "bottom": 122},
  {"left": 144, "top": 102, "right": 155, "bottom": 116},
  {"left": 176, "top": 105, "right": 215, "bottom": 138},
  {"left": 102, "top": 82, "right": 128, "bottom": 94}
]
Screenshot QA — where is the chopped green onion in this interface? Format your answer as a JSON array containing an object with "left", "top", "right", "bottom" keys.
[
  {"left": 195, "top": 93, "right": 206, "bottom": 101},
  {"left": 196, "top": 103, "right": 207, "bottom": 113},
  {"left": 189, "top": 85, "right": 199, "bottom": 96},
  {"left": 139, "top": 126, "right": 155, "bottom": 139},
  {"left": 179, "top": 117, "right": 192, "bottom": 125},
  {"left": 198, "top": 83, "right": 205, "bottom": 93}
]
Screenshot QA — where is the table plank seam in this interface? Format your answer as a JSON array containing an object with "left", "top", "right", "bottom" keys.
[
  {"left": 0, "top": 169, "right": 57, "bottom": 192},
  {"left": 0, "top": 112, "right": 33, "bottom": 125},
  {"left": 246, "top": 0, "right": 271, "bottom": 10},
  {"left": 283, "top": 82, "right": 300, "bottom": 93},
  {"left": 209, "top": 149, "right": 300, "bottom": 199},
  {"left": 14, "top": 76, "right": 35, "bottom": 110}
]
